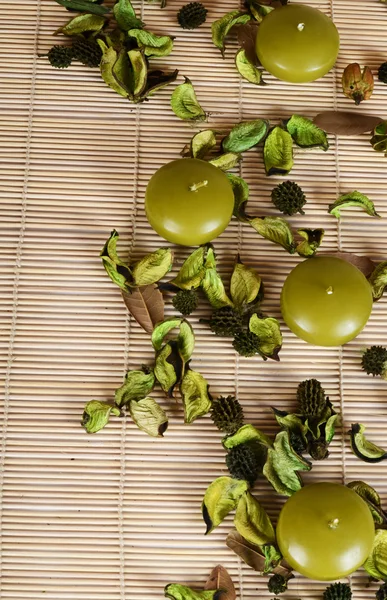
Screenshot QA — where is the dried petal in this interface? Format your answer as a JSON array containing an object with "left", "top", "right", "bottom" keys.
[
  {"left": 190, "top": 130, "right": 217, "bottom": 159},
  {"left": 113, "top": 0, "right": 143, "bottom": 30},
  {"left": 235, "top": 49, "right": 265, "bottom": 85},
  {"left": 230, "top": 259, "right": 261, "bottom": 308},
  {"left": 263, "top": 126, "right": 293, "bottom": 175},
  {"left": 170, "top": 77, "right": 206, "bottom": 121},
  {"left": 81, "top": 400, "right": 121, "bottom": 434},
  {"left": 211, "top": 11, "right": 252, "bottom": 57},
  {"left": 128, "top": 48, "right": 148, "bottom": 98},
  {"left": 249, "top": 216, "right": 296, "bottom": 253},
  {"left": 349, "top": 423, "right": 387, "bottom": 463},
  {"left": 286, "top": 114, "right": 329, "bottom": 151},
  {"left": 234, "top": 492, "right": 275, "bottom": 546},
  {"left": 263, "top": 431, "right": 311, "bottom": 496},
  {"left": 112, "top": 49, "right": 133, "bottom": 97},
  {"left": 170, "top": 245, "right": 209, "bottom": 290},
  {"left": 369, "top": 261, "right": 387, "bottom": 300},
  {"left": 223, "top": 424, "right": 272, "bottom": 450},
  {"left": 342, "top": 63, "right": 374, "bottom": 105},
  {"left": 296, "top": 228, "right": 324, "bottom": 257},
  {"left": 54, "top": 0, "right": 110, "bottom": 15},
  {"left": 132, "top": 248, "right": 173, "bottom": 286},
  {"left": 56, "top": 13, "right": 106, "bottom": 36},
  {"left": 100, "top": 229, "right": 132, "bottom": 290},
  {"left": 202, "top": 476, "right": 249, "bottom": 534},
  {"left": 227, "top": 174, "right": 250, "bottom": 221},
  {"left": 129, "top": 397, "right": 168, "bottom": 437},
  {"left": 249, "top": 314, "right": 282, "bottom": 360},
  {"left": 313, "top": 111, "right": 382, "bottom": 136},
  {"left": 209, "top": 152, "right": 241, "bottom": 171},
  {"left": 128, "top": 28, "right": 174, "bottom": 57},
  {"left": 180, "top": 367, "right": 212, "bottom": 424},
  {"left": 222, "top": 119, "right": 269, "bottom": 153},
  {"left": 328, "top": 191, "right": 380, "bottom": 218},
  {"left": 114, "top": 368, "right": 155, "bottom": 407},
  {"left": 97, "top": 40, "right": 128, "bottom": 97}
]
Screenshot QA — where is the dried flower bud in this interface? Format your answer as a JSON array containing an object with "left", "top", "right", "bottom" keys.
[{"left": 342, "top": 63, "right": 374, "bottom": 105}]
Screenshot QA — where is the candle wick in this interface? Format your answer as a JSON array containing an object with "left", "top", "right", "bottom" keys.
[
  {"left": 189, "top": 180, "right": 208, "bottom": 192},
  {"left": 297, "top": 22, "right": 305, "bottom": 31},
  {"left": 326, "top": 286, "right": 334, "bottom": 295},
  {"left": 328, "top": 518, "right": 340, "bottom": 529}
]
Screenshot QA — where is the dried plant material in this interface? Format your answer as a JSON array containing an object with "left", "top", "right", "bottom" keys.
[
  {"left": 191, "top": 130, "right": 217, "bottom": 159},
  {"left": 170, "top": 77, "right": 206, "bottom": 121},
  {"left": 113, "top": 0, "right": 143, "bottom": 29},
  {"left": 129, "top": 397, "right": 168, "bottom": 437},
  {"left": 263, "top": 127, "right": 293, "bottom": 175},
  {"left": 209, "top": 152, "right": 241, "bottom": 171},
  {"left": 330, "top": 251, "right": 375, "bottom": 278},
  {"left": 349, "top": 423, "right": 387, "bottom": 463},
  {"left": 369, "top": 261, "right": 387, "bottom": 300},
  {"left": 54, "top": 0, "right": 110, "bottom": 14},
  {"left": 237, "top": 22, "right": 259, "bottom": 65},
  {"left": 100, "top": 229, "right": 132, "bottom": 290},
  {"left": 165, "top": 584, "right": 220, "bottom": 600},
  {"left": 235, "top": 49, "right": 265, "bottom": 85},
  {"left": 132, "top": 248, "right": 173, "bottom": 286},
  {"left": 228, "top": 174, "right": 250, "bottom": 221},
  {"left": 226, "top": 529, "right": 289, "bottom": 575},
  {"left": 342, "top": 63, "right": 374, "bottom": 105},
  {"left": 328, "top": 191, "right": 380, "bottom": 218},
  {"left": 180, "top": 367, "right": 212, "bottom": 424},
  {"left": 202, "top": 476, "right": 248, "bottom": 534},
  {"left": 222, "top": 119, "right": 269, "bottom": 153},
  {"left": 128, "top": 29, "right": 174, "bottom": 57},
  {"left": 127, "top": 48, "right": 148, "bottom": 97},
  {"left": 249, "top": 314, "right": 282, "bottom": 361},
  {"left": 223, "top": 424, "right": 272, "bottom": 450},
  {"left": 296, "top": 228, "right": 324, "bottom": 257},
  {"left": 347, "top": 481, "right": 387, "bottom": 525},
  {"left": 114, "top": 368, "right": 155, "bottom": 407},
  {"left": 152, "top": 317, "right": 184, "bottom": 351},
  {"left": 234, "top": 492, "right": 276, "bottom": 546},
  {"left": 170, "top": 246, "right": 209, "bottom": 290},
  {"left": 371, "top": 121, "right": 387, "bottom": 154},
  {"left": 204, "top": 565, "right": 236, "bottom": 600},
  {"left": 249, "top": 216, "right": 296, "bottom": 253},
  {"left": 363, "top": 529, "right": 387, "bottom": 581},
  {"left": 98, "top": 41, "right": 129, "bottom": 97},
  {"left": 211, "top": 11, "right": 251, "bottom": 57},
  {"left": 55, "top": 13, "right": 106, "bottom": 35},
  {"left": 245, "top": 0, "right": 273, "bottom": 22},
  {"left": 285, "top": 114, "right": 329, "bottom": 151},
  {"left": 112, "top": 48, "right": 133, "bottom": 95},
  {"left": 154, "top": 341, "right": 184, "bottom": 396},
  {"left": 177, "top": 320, "right": 195, "bottom": 362},
  {"left": 122, "top": 285, "right": 164, "bottom": 333},
  {"left": 201, "top": 247, "right": 233, "bottom": 309},
  {"left": 81, "top": 400, "right": 121, "bottom": 434},
  {"left": 230, "top": 259, "right": 261, "bottom": 308},
  {"left": 144, "top": 69, "right": 179, "bottom": 98},
  {"left": 313, "top": 111, "right": 382, "bottom": 136},
  {"left": 263, "top": 431, "right": 311, "bottom": 496}
]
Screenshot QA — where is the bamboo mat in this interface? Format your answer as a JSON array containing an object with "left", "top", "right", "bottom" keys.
[{"left": 1, "top": 0, "right": 387, "bottom": 598}]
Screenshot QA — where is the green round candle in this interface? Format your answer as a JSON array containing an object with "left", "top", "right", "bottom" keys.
[
  {"left": 145, "top": 158, "right": 234, "bottom": 246},
  {"left": 256, "top": 4, "right": 340, "bottom": 83},
  {"left": 281, "top": 256, "right": 373, "bottom": 346},
  {"left": 276, "top": 482, "right": 375, "bottom": 581}
]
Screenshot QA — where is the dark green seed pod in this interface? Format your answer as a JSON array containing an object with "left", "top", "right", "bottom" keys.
[
  {"left": 172, "top": 289, "right": 199, "bottom": 316},
  {"left": 267, "top": 574, "right": 289, "bottom": 595},
  {"left": 210, "top": 395, "right": 244, "bottom": 434},
  {"left": 208, "top": 306, "right": 244, "bottom": 337},
  {"left": 72, "top": 37, "right": 103, "bottom": 68},
  {"left": 177, "top": 2, "right": 208, "bottom": 29},
  {"left": 47, "top": 45, "right": 73, "bottom": 69},
  {"left": 271, "top": 181, "right": 306, "bottom": 216},
  {"left": 232, "top": 330, "right": 261, "bottom": 357},
  {"left": 376, "top": 582, "right": 387, "bottom": 600},
  {"left": 226, "top": 443, "right": 261, "bottom": 486},
  {"left": 361, "top": 345, "right": 387, "bottom": 376},
  {"left": 297, "top": 378, "right": 327, "bottom": 418},
  {"left": 378, "top": 62, "right": 387, "bottom": 84},
  {"left": 323, "top": 582, "right": 352, "bottom": 600}
]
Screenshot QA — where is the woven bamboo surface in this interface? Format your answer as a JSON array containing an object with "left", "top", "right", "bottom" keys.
[{"left": 1, "top": 0, "right": 387, "bottom": 598}]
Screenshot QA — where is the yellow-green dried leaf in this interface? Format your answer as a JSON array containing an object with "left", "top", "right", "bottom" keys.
[
  {"left": 349, "top": 423, "right": 387, "bottom": 463},
  {"left": 170, "top": 246, "right": 209, "bottom": 290},
  {"left": 363, "top": 529, "right": 387, "bottom": 581},
  {"left": 286, "top": 114, "right": 329, "bottom": 151},
  {"left": 56, "top": 13, "right": 106, "bottom": 36},
  {"left": 235, "top": 49, "right": 265, "bottom": 85},
  {"left": 209, "top": 152, "right": 241, "bottom": 171},
  {"left": 154, "top": 341, "right": 184, "bottom": 396},
  {"left": 227, "top": 174, "right": 250, "bottom": 221},
  {"left": 54, "top": 0, "right": 110, "bottom": 15},
  {"left": 132, "top": 248, "right": 173, "bottom": 286},
  {"left": 144, "top": 69, "right": 179, "bottom": 99},
  {"left": 180, "top": 368, "right": 212, "bottom": 424},
  {"left": 128, "top": 28, "right": 174, "bottom": 57},
  {"left": 328, "top": 191, "right": 380, "bottom": 218},
  {"left": 348, "top": 480, "right": 386, "bottom": 525},
  {"left": 249, "top": 216, "right": 296, "bottom": 253},
  {"left": 369, "top": 261, "right": 387, "bottom": 300},
  {"left": 114, "top": 0, "right": 143, "bottom": 30},
  {"left": 263, "top": 126, "right": 293, "bottom": 176},
  {"left": 263, "top": 431, "right": 311, "bottom": 496},
  {"left": 223, "top": 119, "right": 269, "bottom": 153},
  {"left": 296, "top": 228, "right": 324, "bottom": 257},
  {"left": 100, "top": 229, "right": 132, "bottom": 290},
  {"left": 170, "top": 78, "right": 206, "bottom": 122},
  {"left": 81, "top": 400, "right": 120, "bottom": 434},
  {"left": 128, "top": 48, "right": 148, "bottom": 97},
  {"left": 234, "top": 492, "right": 275, "bottom": 546},
  {"left": 98, "top": 40, "right": 128, "bottom": 97},
  {"left": 201, "top": 268, "right": 233, "bottom": 309},
  {"left": 191, "top": 130, "right": 217, "bottom": 159},
  {"left": 325, "top": 413, "right": 338, "bottom": 444},
  {"left": 211, "top": 11, "right": 252, "bottom": 57},
  {"left": 114, "top": 369, "right": 155, "bottom": 407},
  {"left": 165, "top": 584, "right": 219, "bottom": 600},
  {"left": 272, "top": 409, "right": 308, "bottom": 449},
  {"left": 371, "top": 121, "right": 387, "bottom": 154},
  {"left": 112, "top": 49, "right": 133, "bottom": 97},
  {"left": 152, "top": 317, "right": 182, "bottom": 351},
  {"left": 177, "top": 320, "right": 195, "bottom": 362},
  {"left": 129, "top": 397, "right": 168, "bottom": 437},
  {"left": 249, "top": 314, "right": 282, "bottom": 360},
  {"left": 202, "top": 476, "right": 249, "bottom": 534},
  {"left": 230, "top": 260, "right": 261, "bottom": 308},
  {"left": 245, "top": 0, "right": 273, "bottom": 22},
  {"left": 223, "top": 424, "right": 272, "bottom": 450}
]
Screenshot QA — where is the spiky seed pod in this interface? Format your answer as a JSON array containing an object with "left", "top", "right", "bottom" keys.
[
  {"left": 378, "top": 62, "right": 387, "bottom": 84},
  {"left": 376, "top": 582, "right": 387, "bottom": 600},
  {"left": 72, "top": 37, "right": 103, "bottom": 68},
  {"left": 289, "top": 430, "right": 307, "bottom": 455},
  {"left": 172, "top": 289, "right": 199, "bottom": 316},
  {"left": 297, "top": 379, "right": 327, "bottom": 418},
  {"left": 177, "top": 2, "right": 208, "bottom": 29},
  {"left": 225, "top": 443, "right": 261, "bottom": 486},
  {"left": 210, "top": 395, "right": 244, "bottom": 434},
  {"left": 232, "top": 330, "right": 261, "bottom": 357},
  {"left": 267, "top": 574, "right": 289, "bottom": 595},
  {"left": 208, "top": 306, "right": 244, "bottom": 337},
  {"left": 323, "top": 582, "right": 352, "bottom": 600},
  {"left": 271, "top": 181, "right": 306, "bottom": 216},
  {"left": 361, "top": 345, "right": 387, "bottom": 376},
  {"left": 47, "top": 45, "right": 73, "bottom": 69}
]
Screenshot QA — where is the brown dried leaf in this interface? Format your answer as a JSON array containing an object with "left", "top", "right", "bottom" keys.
[
  {"left": 237, "top": 22, "right": 260, "bottom": 66},
  {"left": 122, "top": 284, "right": 164, "bottom": 333},
  {"left": 226, "top": 529, "right": 291, "bottom": 576},
  {"left": 329, "top": 251, "right": 376, "bottom": 278},
  {"left": 204, "top": 565, "right": 236, "bottom": 600},
  {"left": 313, "top": 111, "right": 382, "bottom": 136}
]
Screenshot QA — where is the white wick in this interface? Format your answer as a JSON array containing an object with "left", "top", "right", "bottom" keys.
[
  {"left": 297, "top": 22, "right": 305, "bottom": 31},
  {"left": 326, "top": 286, "right": 334, "bottom": 295}
]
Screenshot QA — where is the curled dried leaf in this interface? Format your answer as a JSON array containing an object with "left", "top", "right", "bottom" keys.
[
  {"left": 143, "top": 69, "right": 179, "bottom": 99},
  {"left": 113, "top": 0, "right": 143, "bottom": 30},
  {"left": 165, "top": 584, "right": 220, "bottom": 600},
  {"left": 369, "top": 261, "right": 387, "bottom": 300},
  {"left": 235, "top": 49, "right": 265, "bottom": 85},
  {"left": 201, "top": 248, "right": 233, "bottom": 309},
  {"left": 128, "top": 28, "right": 174, "bottom": 57},
  {"left": 313, "top": 111, "right": 382, "bottom": 136},
  {"left": 209, "top": 152, "right": 241, "bottom": 171},
  {"left": 114, "top": 368, "right": 155, "bottom": 407},
  {"left": 296, "top": 228, "right": 324, "bottom": 257},
  {"left": 202, "top": 476, "right": 249, "bottom": 534},
  {"left": 154, "top": 340, "right": 185, "bottom": 396},
  {"left": 81, "top": 400, "right": 121, "bottom": 434},
  {"left": 249, "top": 314, "right": 282, "bottom": 361},
  {"left": 263, "top": 127, "right": 293, "bottom": 176},
  {"left": 223, "top": 424, "right": 272, "bottom": 450},
  {"left": 122, "top": 284, "right": 164, "bottom": 333},
  {"left": 245, "top": 0, "right": 274, "bottom": 22},
  {"left": 230, "top": 259, "right": 261, "bottom": 308},
  {"left": 55, "top": 13, "right": 106, "bottom": 35},
  {"left": 249, "top": 216, "right": 296, "bottom": 253},
  {"left": 191, "top": 130, "right": 217, "bottom": 159},
  {"left": 170, "top": 245, "right": 210, "bottom": 290},
  {"left": 222, "top": 119, "right": 269, "bottom": 153},
  {"left": 234, "top": 492, "right": 275, "bottom": 546},
  {"left": 211, "top": 11, "right": 252, "bottom": 57},
  {"left": 226, "top": 529, "right": 289, "bottom": 576},
  {"left": 129, "top": 397, "right": 168, "bottom": 437},
  {"left": 177, "top": 320, "right": 195, "bottom": 362},
  {"left": 180, "top": 367, "right": 212, "bottom": 424},
  {"left": 371, "top": 121, "right": 387, "bottom": 154},
  {"left": 263, "top": 431, "right": 311, "bottom": 496},
  {"left": 342, "top": 63, "right": 374, "bottom": 105},
  {"left": 54, "top": 0, "right": 110, "bottom": 15},
  {"left": 152, "top": 317, "right": 183, "bottom": 351},
  {"left": 228, "top": 174, "right": 250, "bottom": 221},
  {"left": 347, "top": 480, "right": 387, "bottom": 525},
  {"left": 100, "top": 229, "right": 132, "bottom": 290},
  {"left": 98, "top": 40, "right": 128, "bottom": 97},
  {"left": 132, "top": 248, "right": 173, "bottom": 286},
  {"left": 170, "top": 77, "right": 206, "bottom": 122},
  {"left": 363, "top": 529, "right": 387, "bottom": 581},
  {"left": 237, "top": 22, "right": 259, "bottom": 65},
  {"left": 349, "top": 423, "right": 387, "bottom": 463},
  {"left": 328, "top": 191, "right": 380, "bottom": 218},
  {"left": 204, "top": 565, "right": 236, "bottom": 600},
  {"left": 329, "top": 251, "right": 375, "bottom": 278},
  {"left": 286, "top": 114, "right": 329, "bottom": 151},
  {"left": 127, "top": 48, "right": 148, "bottom": 98}
]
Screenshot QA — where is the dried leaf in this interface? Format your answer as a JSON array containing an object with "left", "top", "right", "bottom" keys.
[
  {"left": 98, "top": 40, "right": 128, "bottom": 97},
  {"left": 249, "top": 216, "right": 296, "bottom": 253},
  {"left": 204, "top": 566, "right": 236, "bottom": 600},
  {"left": 369, "top": 261, "right": 387, "bottom": 300},
  {"left": 234, "top": 492, "right": 275, "bottom": 546},
  {"left": 202, "top": 476, "right": 249, "bottom": 534},
  {"left": 143, "top": 69, "right": 179, "bottom": 99},
  {"left": 201, "top": 248, "right": 233, "bottom": 309},
  {"left": 245, "top": 0, "right": 274, "bottom": 22},
  {"left": 112, "top": 49, "right": 134, "bottom": 98},
  {"left": 177, "top": 320, "right": 195, "bottom": 362},
  {"left": 263, "top": 431, "right": 311, "bottom": 496},
  {"left": 180, "top": 367, "right": 212, "bottom": 424},
  {"left": 237, "top": 22, "right": 259, "bottom": 65},
  {"left": 235, "top": 49, "right": 265, "bottom": 85},
  {"left": 272, "top": 409, "right": 308, "bottom": 448},
  {"left": 313, "top": 111, "right": 382, "bottom": 136},
  {"left": 211, "top": 11, "right": 252, "bottom": 58},
  {"left": 371, "top": 121, "right": 387, "bottom": 153},
  {"left": 342, "top": 63, "right": 374, "bottom": 105},
  {"left": 114, "top": 368, "right": 155, "bottom": 407},
  {"left": 128, "top": 49, "right": 148, "bottom": 97},
  {"left": 223, "top": 424, "right": 272, "bottom": 450},
  {"left": 191, "top": 130, "right": 217, "bottom": 159},
  {"left": 152, "top": 317, "right": 183, "bottom": 351},
  {"left": 128, "top": 28, "right": 174, "bottom": 57},
  {"left": 228, "top": 174, "right": 250, "bottom": 221},
  {"left": 56, "top": 13, "right": 106, "bottom": 36},
  {"left": 347, "top": 480, "right": 387, "bottom": 525},
  {"left": 226, "top": 529, "right": 290, "bottom": 576},
  {"left": 209, "top": 152, "right": 241, "bottom": 171},
  {"left": 263, "top": 127, "right": 293, "bottom": 176},
  {"left": 100, "top": 229, "right": 132, "bottom": 290},
  {"left": 154, "top": 341, "right": 184, "bottom": 397},
  {"left": 129, "top": 397, "right": 168, "bottom": 437},
  {"left": 54, "top": 0, "right": 110, "bottom": 15},
  {"left": 132, "top": 248, "right": 173, "bottom": 286},
  {"left": 222, "top": 119, "right": 269, "bottom": 153},
  {"left": 170, "top": 77, "right": 206, "bottom": 122},
  {"left": 328, "top": 191, "right": 380, "bottom": 218},
  {"left": 113, "top": 0, "right": 143, "bottom": 30},
  {"left": 296, "top": 228, "right": 324, "bottom": 258},
  {"left": 230, "top": 259, "right": 261, "bottom": 308},
  {"left": 286, "top": 114, "right": 329, "bottom": 151},
  {"left": 122, "top": 285, "right": 164, "bottom": 333},
  {"left": 170, "top": 246, "right": 209, "bottom": 290},
  {"left": 81, "top": 400, "right": 121, "bottom": 434},
  {"left": 249, "top": 314, "right": 282, "bottom": 361},
  {"left": 363, "top": 529, "right": 387, "bottom": 581},
  {"left": 349, "top": 423, "right": 387, "bottom": 463},
  {"left": 330, "top": 251, "right": 376, "bottom": 278},
  {"left": 165, "top": 584, "right": 219, "bottom": 600}
]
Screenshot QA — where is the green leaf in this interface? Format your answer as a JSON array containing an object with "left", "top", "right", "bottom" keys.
[
  {"left": 230, "top": 259, "right": 261, "bottom": 308},
  {"left": 263, "top": 127, "right": 294, "bottom": 176},
  {"left": 170, "top": 78, "right": 206, "bottom": 122},
  {"left": 234, "top": 492, "right": 275, "bottom": 546},
  {"left": 222, "top": 119, "right": 269, "bottom": 154},
  {"left": 226, "top": 529, "right": 288, "bottom": 576},
  {"left": 262, "top": 545, "right": 283, "bottom": 575},
  {"left": 191, "top": 130, "right": 217, "bottom": 159},
  {"left": 272, "top": 408, "right": 308, "bottom": 438},
  {"left": 127, "top": 49, "right": 148, "bottom": 98},
  {"left": 152, "top": 317, "right": 182, "bottom": 351},
  {"left": 223, "top": 424, "right": 272, "bottom": 450},
  {"left": 100, "top": 229, "right": 132, "bottom": 290},
  {"left": 170, "top": 246, "right": 209, "bottom": 290},
  {"left": 129, "top": 397, "right": 168, "bottom": 437},
  {"left": 201, "top": 248, "right": 233, "bottom": 309},
  {"left": 154, "top": 341, "right": 184, "bottom": 397},
  {"left": 263, "top": 431, "right": 311, "bottom": 496},
  {"left": 202, "top": 476, "right": 249, "bottom": 534},
  {"left": 81, "top": 400, "right": 121, "bottom": 434},
  {"left": 235, "top": 49, "right": 266, "bottom": 85},
  {"left": 209, "top": 152, "right": 241, "bottom": 171},
  {"left": 347, "top": 480, "right": 387, "bottom": 525},
  {"left": 177, "top": 320, "right": 195, "bottom": 362},
  {"left": 285, "top": 114, "right": 329, "bottom": 151},
  {"left": 324, "top": 413, "right": 338, "bottom": 445},
  {"left": 363, "top": 529, "right": 387, "bottom": 581},
  {"left": 369, "top": 261, "right": 387, "bottom": 300},
  {"left": 371, "top": 121, "right": 387, "bottom": 154},
  {"left": 249, "top": 314, "right": 282, "bottom": 360},
  {"left": 228, "top": 174, "right": 250, "bottom": 221},
  {"left": 114, "top": 368, "right": 155, "bottom": 407},
  {"left": 249, "top": 216, "right": 296, "bottom": 253},
  {"left": 211, "top": 11, "right": 252, "bottom": 57},
  {"left": 164, "top": 584, "right": 219, "bottom": 600},
  {"left": 54, "top": 0, "right": 110, "bottom": 15},
  {"left": 349, "top": 423, "right": 387, "bottom": 463},
  {"left": 112, "top": 49, "right": 134, "bottom": 97},
  {"left": 132, "top": 248, "right": 173, "bottom": 286},
  {"left": 296, "top": 228, "right": 325, "bottom": 257},
  {"left": 328, "top": 191, "right": 381, "bottom": 218},
  {"left": 245, "top": 0, "right": 274, "bottom": 22},
  {"left": 180, "top": 368, "right": 212, "bottom": 424},
  {"left": 56, "top": 13, "right": 106, "bottom": 35},
  {"left": 114, "top": 0, "right": 143, "bottom": 30},
  {"left": 128, "top": 29, "right": 174, "bottom": 57},
  {"left": 143, "top": 69, "right": 179, "bottom": 99},
  {"left": 97, "top": 40, "right": 128, "bottom": 97}
]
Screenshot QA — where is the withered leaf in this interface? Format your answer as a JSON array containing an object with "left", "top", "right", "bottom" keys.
[
  {"left": 204, "top": 565, "right": 236, "bottom": 600},
  {"left": 129, "top": 397, "right": 168, "bottom": 437},
  {"left": 170, "top": 77, "right": 206, "bottom": 122},
  {"left": 329, "top": 251, "right": 375, "bottom": 278},
  {"left": 237, "top": 22, "right": 260, "bottom": 66},
  {"left": 54, "top": 0, "right": 110, "bottom": 15},
  {"left": 122, "top": 284, "right": 164, "bottom": 333},
  {"left": 226, "top": 529, "right": 291, "bottom": 576},
  {"left": 235, "top": 49, "right": 265, "bottom": 85},
  {"left": 313, "top": 111, "right": 382, "bottom": 136},
  {"left": 212, "top": 11, "right": 252, "bottom": 58},
  {"left": 55, "top": 13, "right": 106, "bottom": 36},
  {"left": 369, "top": 261, "right": 387, "bottom": 301},
  {"left": 263, "top": 126, "right": 293, "bottom": 176}
]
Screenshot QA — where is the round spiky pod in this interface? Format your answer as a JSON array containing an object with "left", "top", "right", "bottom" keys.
[
  {"left": 361, "top": 345, "right": 387, "bottom": 376},
  {"left": 378, "top": 62, "right": 387, "bottom": 84},
  {"left": 47, "top": 45, "right": 73, "bottom": 69},
  {"left": 297, "top": 378, "right": 327, "bottom": 418},
  {"left": 232, "top": 330, "right": 260, "bottom": 357},
  {"left": 208, "top": 307, "right": 244, "bottom": 337},
  {"left": 210, "top": 395, "right": 244, "bottom": 434},
  {"left": 226, "top": 443, "right": 261, "bottom": 486},
  {"left": 376, "top": 582, "right": 387, "bottom": 600},
  {"left": 271, "top": 181, "right": 306, "bottom": 216},
  {"left": 323, "top": 582, "right": 352, "bottom": 600},
  {"left": 177, "top": 2, "right": 208, "bottom": 29},
  {"left": 172, "top": 289, "right": 198, "bottom": 316},
  {"left": 267, "top": 574, "right": 289, "bottom": 595},
  {"left": 72, "top": 37, "right": 103, "bottom": 68}
]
